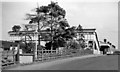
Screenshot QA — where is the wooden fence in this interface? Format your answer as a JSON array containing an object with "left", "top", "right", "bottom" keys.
[
  {"left": 1, "top": 48, "right": 93, "bottom": 69},
  {"left": 1, "top": 50, "right": 18, "bottom": 68},
  {"left": 36, "top": 48, "right": 93, "bottom": 61}
]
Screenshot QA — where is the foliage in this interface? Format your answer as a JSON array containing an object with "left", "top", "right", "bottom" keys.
[
  {"left": 45, "top": 37, "right": 66, "bottom": 50},
  {"left": 44, "top": 25, "right": 78, "bottom": 50},
  {"left": 45, "top": 42, "right": 52, "bottom": 50},
  {"left": 67, "top": 40, "right": 80, "bottom": 49},
  {"left": 77, "top": 24, "right": 83, "bottom": 31},
  {"left": 77, "top": 38, "right": 86, "bottom": 48},
  {"left": 112, "top": 45, "right": 116, "bottom": 48},
  {"left": 26, "top": 1, "right": 68, "bottom": 29},
  {"left": 107, "top": 41, "right": 112, "bottom": 45},
  {"left": 66, "top": 39, "right": 85, "bottom": 50},
  {"left": 37, "top": 45, "right": 45, "bottom": 50},
  {"left": 25, "top": 2, "right": 86, "bottom": 50},
  {"left": 19, "top": 41, "right": 35, "bottom": 53},
  {"left": 26, "top": 1, "right": 77, "bottom": 50},
  {"left": 12, "top": 25, "right": 21, "bottom": 32},
  {"left": 77, "top": 24, "right": 84, "bottom": 38},
  {"left": 104, "top": 39, "right": 107, "bottom": 43}
]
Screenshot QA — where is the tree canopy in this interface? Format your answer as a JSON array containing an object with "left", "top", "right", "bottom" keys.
[
  {"left": 12, "top": 25, "right": 21, "bottom": 32},
  {"left": 25, "top": 1, "right": 85, "bottom": 50}
]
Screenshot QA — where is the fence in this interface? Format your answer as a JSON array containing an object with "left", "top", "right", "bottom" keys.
[
  {"left": 1, "top": 50, "right": 18, "bottom": 68},
  {"left": 36, "top": 48, "right": 93, "bottom": 61},
  {"left": 1, "top": 48, "right": 93, "bottom": 69}
]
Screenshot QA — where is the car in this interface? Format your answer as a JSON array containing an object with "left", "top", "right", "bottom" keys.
[
  {"left": 107, "top": 50, "right": 120, "bottom": 55},
  {"left": 112, "top": 51, "right": 120, "bottom": 55},
  {"left": 106, "top": 51, "right": 113, "bottom": 55}
]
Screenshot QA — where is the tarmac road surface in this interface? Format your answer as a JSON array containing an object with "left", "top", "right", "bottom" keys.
[{"left": 6, "top": 54, "right": 118, "bottom": 70}]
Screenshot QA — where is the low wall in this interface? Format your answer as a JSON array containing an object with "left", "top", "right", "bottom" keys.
[{"left": 19, "top": 54, "right": 34, "bottom": 64}]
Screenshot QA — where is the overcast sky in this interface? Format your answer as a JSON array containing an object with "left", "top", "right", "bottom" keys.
[{"left": 0, "top": 0, "right": 119, "bottom": 49}]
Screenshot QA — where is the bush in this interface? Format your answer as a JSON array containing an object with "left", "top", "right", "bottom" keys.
[
  {"left": 20, "top": 42, "right": 35, "bottom": 53},
  {"left": 67, "top": 40, "right": 80, "bottom": 49}
]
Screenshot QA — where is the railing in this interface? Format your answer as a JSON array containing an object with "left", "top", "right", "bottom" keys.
[
  {"left": 36, "top": 48, "right": 93, "bottom": 61},
  {"left": 1, "top": 48, "right": 93, "bottom": 69},
  {"left": 1, "top": 50, "right": 18, "bottom": 68}
]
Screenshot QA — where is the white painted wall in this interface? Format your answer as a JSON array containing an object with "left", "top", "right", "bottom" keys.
[{"left": 19, "top": 56, "right": 33, "bottom": 64}]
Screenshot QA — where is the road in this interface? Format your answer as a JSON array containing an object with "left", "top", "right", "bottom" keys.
[{"left": 6, "top": 55, "right": 118, "bottom": 70}]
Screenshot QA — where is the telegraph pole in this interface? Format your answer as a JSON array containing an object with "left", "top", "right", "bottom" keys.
[
  {"left": 50, "top": 1, "right": 54, "bottom": 52},
  {"left": 34, "top": 2, "right": 40, "bottom": 61}
]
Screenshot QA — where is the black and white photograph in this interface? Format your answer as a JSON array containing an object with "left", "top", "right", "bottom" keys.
[{"left": 0, "top": 0, "right": 119, "bottom": 72}]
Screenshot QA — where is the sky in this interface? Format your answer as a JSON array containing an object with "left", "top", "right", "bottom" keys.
[{"left": 0, "top": 0, "right": 119, "bottom": 49}]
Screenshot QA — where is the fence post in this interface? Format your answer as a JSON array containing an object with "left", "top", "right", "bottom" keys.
[
  {"left": 50, "top": 49, "right": 52, "bottom": 59},
  {"left": 16, "top": 44, "right": 20, "bottom": 64},
  {"left": 42, "top": 49, "right": 43, "bottom": 61},
  {"left": 16, "top": 50, "right": 19, "bottom": 64},
  {"left": 0, "top": 48, "right": 3, "bottom": 71},
  {"left": 45, "top": 49, "right": 47, "bottom": 60},
  {"left": 13, "top": 50, "right": 15, "bottom": 62}
]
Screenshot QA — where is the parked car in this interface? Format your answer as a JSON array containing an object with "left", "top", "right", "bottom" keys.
[
  {"left": 106, "top": 51, "right": 113, "bottom": 55},
  {"left": 107, "top": 50, "right": 120, "bottom": 55},
  {"left": 112, "top": 51, "right": 120, "bottom": 55}
]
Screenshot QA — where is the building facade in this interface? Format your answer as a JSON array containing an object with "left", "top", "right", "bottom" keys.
[{"left": 8, "top": 24, "right": 101, "bottom": 54}]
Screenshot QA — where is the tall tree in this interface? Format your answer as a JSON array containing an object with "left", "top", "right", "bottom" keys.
[{"left": 26, "top": 1, "right": 70, "bottom": 50}]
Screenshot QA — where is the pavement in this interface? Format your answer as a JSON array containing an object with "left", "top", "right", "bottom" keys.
[{"left": 5, "top": 54, "right": 108, "bottom": 70}]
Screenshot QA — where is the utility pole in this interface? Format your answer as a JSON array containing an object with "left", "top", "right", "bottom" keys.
[
  {"left": 34, "top": 2, "right": 40, "bottom": 61},
  {"left": 37, "top": 2, "right": 41, "bottom": 46},
  {"left": 50, "top": 1, "right": 56, "bottom": 52}
]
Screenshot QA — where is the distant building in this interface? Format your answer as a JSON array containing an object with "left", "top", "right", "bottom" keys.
[
  {"left": 99, "top": 41, "right": 116, "bottom": 54},
  {"left": 0, "top": 41, "right": 18, "bottom": 50},
  {"left": 76, "top": 28, "right": 100, "bottom": 54}
]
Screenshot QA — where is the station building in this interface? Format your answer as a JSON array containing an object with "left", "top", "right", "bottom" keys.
[{"left": 8, "top": 24, "right": 101, "bottom": 54}]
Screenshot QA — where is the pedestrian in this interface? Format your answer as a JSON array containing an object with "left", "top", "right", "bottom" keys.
[
  {"left": 14, "top": 45, "right": 19, "bottom": 63},
  {"left": 14, "top": 45, "right": 18, "bottom": 55},
  {"left": 10, "top": 45, "right": 13, "bottom": 51}
]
